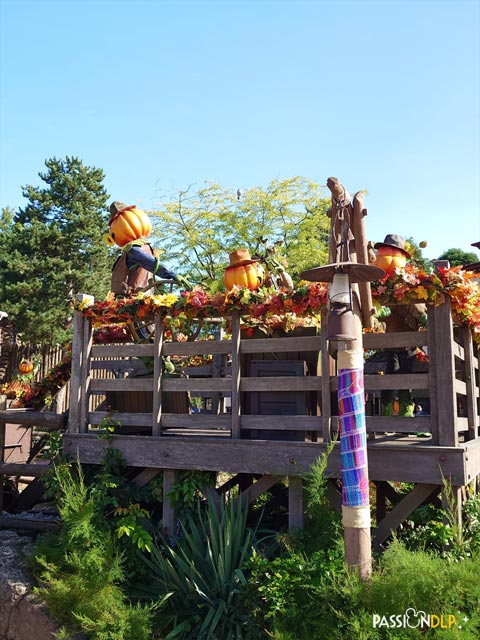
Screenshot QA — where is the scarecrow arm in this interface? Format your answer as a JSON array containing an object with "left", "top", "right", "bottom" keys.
[{"left": 126, "top": 246, "right": 177, "bottom": 280}]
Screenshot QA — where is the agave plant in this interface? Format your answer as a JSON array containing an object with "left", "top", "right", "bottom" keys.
[{"left": 135, "top": 494, "right": 275, "bottom": 639}]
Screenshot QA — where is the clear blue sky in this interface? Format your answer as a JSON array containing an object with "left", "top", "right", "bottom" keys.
[{"left": 1, "top": 0, "right": 479, "bottom": 261}]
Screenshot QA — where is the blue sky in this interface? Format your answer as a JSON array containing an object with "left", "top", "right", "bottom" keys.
[{"left": 1, "top": 0, "right": 479, "bottom": 261}]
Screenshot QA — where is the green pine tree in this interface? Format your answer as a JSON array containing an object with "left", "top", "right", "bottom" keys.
[{"left": 0, "top": 156, "right": 113, "bottom": 344}]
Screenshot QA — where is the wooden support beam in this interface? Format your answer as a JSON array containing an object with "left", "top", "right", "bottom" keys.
[
  {"left": 234, "top": 474, "right": 278, "bottom": 509},
  {"left": 373, "top": 483, "right": 439, "bottom": 549},
  {"left": 442, "top": 484, "right": 463, "bottom": 543},
  {"left": 162, "top": 469, "right": 180, "bottom": 536},
  {"left": 288, "top": 476, "right": 304, "bottom": 531},
  {"left": 132, "top": 467, "right": 161, "bottom": 487}
]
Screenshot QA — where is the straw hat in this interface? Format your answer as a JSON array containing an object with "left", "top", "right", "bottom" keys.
[
  {"left": 227, "top": 249, "right": 257, "bottom": 266},
  {"left": 375, "top": 234, "right": 410, "bottom": 258},
  {"left": 108, "top": 201, "right": 134, "bottom": 225}
]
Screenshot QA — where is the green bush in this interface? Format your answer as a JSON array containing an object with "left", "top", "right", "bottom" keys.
[
  {"left": 29, "top": 461, "right": 157, "bottom": 640},
  {"left": 244, "top": 541, "right": 480, "bottom": 640},
  {"left": 135, "top": 495, "right": 276, "bottom": 639}
]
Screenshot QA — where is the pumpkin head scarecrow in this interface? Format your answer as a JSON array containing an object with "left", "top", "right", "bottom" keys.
[
  {"left": 373, "top": 233, "right": 410, "bottom": 277},
  {"left": 107, "top": 201, "right": 190, "bottom": 296},
  {"left": 224, "top": 249, "right": 264, "bottom": 290},
  {"left": 370, "top": 233, "right": 427, "bottom": 424}
]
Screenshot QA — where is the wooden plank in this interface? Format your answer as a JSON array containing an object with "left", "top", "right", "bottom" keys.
[
  {"left": 362, "top": 373, "right": 429, "bottom": 391},
  {"left": 63, "top": 434, "right": 467, "bottom": 485},
  {"left": 288, "top": 476, "right": 304, "bottom": 530},
  {"left": 374, "top": 483, "right": 439, "bottom": 548},
  {"left": 231, "top": 312, "right": 241, "bottom": 439},
  {"left": 89, "top": 411, "right": 153, "bottom": 427},
  {"left": 241, "top": 376, "right": 323, "bottom": 392},
  {"left": 462, "top": 327, "right": 480, "bottom": 441},
  {"left": 163, "top": 414, "right": 231, "bottom": 429},
  {"left": 0, "top": 515, "right": 60, "bottom": 531},
  {"left": 240, "top": 415, "right": 320, "bottom": 430},
  {"left": 363, "top": 331, "right": 429, "bottom": 349},
  {"left": 0, "top": 462, "right": 50, "bottom": 476},
  {"left": 366, "top": 416, "right": 431, "bottom": 434},
  {"left": 0, "top": 411, "right": 66, "bottom": 430},
  {"left": 240, "top": 335, "right": 321, "bottom": 354}
]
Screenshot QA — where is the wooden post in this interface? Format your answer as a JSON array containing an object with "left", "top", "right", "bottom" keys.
[
  {"left": 69, "top": 295, "right": 94, "bottom": 434},
  {"left": 337, "top": 315, "right": 372, "bottom": 580},
  {"left": 428, "top": 300, "right": 457, "bottom": 447},
  {"left": 152, "top": 314, "right": 164, "bottom": 437},
  {"left": 462, "top": 326, "right": 479, "bottom": 442},
  {"left": 0, "top": 394, "right": 6, "bottom": 513},
  {"left": 230, "top": 311, "right": 241, "bottom": 439},
  {"left": 352, "top": 192, "right": 375, "bottom": 329},
  {"left": 320, "top": 306, "right": 332, "bottom": 443},
  {"left": 326, "top": 178, "right": 375, "bottom": 328},
  {"left": 288, "top": 476, "right": 304, "bottom": 530}
]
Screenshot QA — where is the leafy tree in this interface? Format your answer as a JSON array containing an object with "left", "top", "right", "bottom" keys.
[
  {"left": 148, "top": 177, "right": 331, "bottom": 288},
  {"left": 0, "top": 157, "right": 112, "bottom": 344},
  {"left": 437, "top": 247, "right": 479, "bottom": 267}
]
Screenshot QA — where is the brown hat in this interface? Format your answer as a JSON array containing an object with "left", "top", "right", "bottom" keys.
[
  {"left": 375, "top": 234, "right": 410, "bottom": 258},
  {"left": 227, "top": 248, "right": 257, "bottom": 267},
  {"left": 108, "top": 201, "right": 132, "bottom": 225}
]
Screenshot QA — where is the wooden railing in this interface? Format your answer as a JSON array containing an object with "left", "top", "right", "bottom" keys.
[{"left": 68, "top": 299, "right": 479, "bottom": 448}]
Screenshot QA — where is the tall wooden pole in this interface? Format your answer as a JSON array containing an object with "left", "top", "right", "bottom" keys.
[
  {"left": 336, "top": 318, "right": 372, "bottom": 580},
  {"left": 327, "top": 177, "right": 372, "bottom": 579}
]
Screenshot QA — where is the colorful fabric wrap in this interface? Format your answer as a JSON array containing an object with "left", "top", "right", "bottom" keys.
[{"left": 338, "top": 368, "right": 369, "bottom": 507}]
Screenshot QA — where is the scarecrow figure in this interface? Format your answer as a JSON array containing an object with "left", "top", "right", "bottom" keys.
[
  {"left": 107, "top": 201, "right": 190, "bottom": 296},
  {"left": 369, "top": 234, "right": 427, "bottom": 418}
]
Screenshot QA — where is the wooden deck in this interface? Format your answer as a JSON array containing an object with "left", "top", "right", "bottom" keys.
[{"left": 2, "top": 297, "right": 479, "bottom": 544}]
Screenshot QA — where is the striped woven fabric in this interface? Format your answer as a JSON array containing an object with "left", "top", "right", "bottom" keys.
[{"left": 338, "top": 368, "right": 370, "bottom": 507}]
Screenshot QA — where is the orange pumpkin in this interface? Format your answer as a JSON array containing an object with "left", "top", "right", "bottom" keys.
[
  {"left": 374, "top": 246, "right": 407, "bottom": 276},
  {"left": 109, "top": 206, "right": 152, "bottom": 247},
  {"left": 18, "top": 359, "right": 34, "bottom": 374},
  {"left": 224, "top": 262, "right": 262, "bottom": 290}
]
